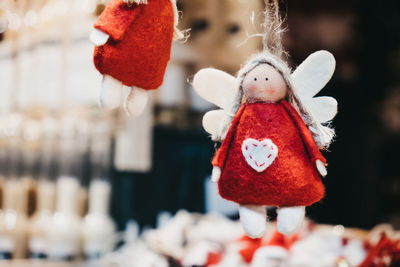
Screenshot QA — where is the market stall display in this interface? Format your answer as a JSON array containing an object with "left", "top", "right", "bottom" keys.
[
  {"left": 101, "top": 211, "right": 400, "bottom": 267},
  {"left": 0, "top": 0, "right": 399, "bottom": 266}
]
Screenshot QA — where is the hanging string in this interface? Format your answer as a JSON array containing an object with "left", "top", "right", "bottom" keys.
[{"left": 263, "top": 0, "right": 285, "bottom": 58}]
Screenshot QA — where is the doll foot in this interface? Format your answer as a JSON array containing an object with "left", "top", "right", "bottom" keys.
[
  {"left": 277, "top": 206, "right": 305, "bottom": 236},
  {"left": 100, "top": 75, "right": 122, "bottom": 109},
  {"left": 124, "top": 87, "right": 149, "bottom": 116},
  {"left": 239, "top": 205, "right": 267, "bottom": 238}
]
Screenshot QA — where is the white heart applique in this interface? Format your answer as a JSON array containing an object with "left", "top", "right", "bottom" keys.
[{"left": 241, "top": 138, "right": 278, "bottom": 172}]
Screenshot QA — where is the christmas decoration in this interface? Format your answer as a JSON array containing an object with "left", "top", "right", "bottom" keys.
[
  {"left": 193, "top": 0, "right": 338, "bottom": 238},
  {"left": 91, "top": 0, "right": 182, "bottom": 115}
]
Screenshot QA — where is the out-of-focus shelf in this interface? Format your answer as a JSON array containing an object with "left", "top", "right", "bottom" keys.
[{"left": 0, "top": 260, "right": 85, "bottom": 266}]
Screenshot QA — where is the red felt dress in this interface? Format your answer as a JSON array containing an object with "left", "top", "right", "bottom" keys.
[
  {"left": 93, "top": 0, "right": 174, "bottom": 89},
  {"left": 212, "top": 100, "right": 326, "bottom": 207}
]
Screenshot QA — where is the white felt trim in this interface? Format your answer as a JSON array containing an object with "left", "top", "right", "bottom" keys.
[
  {"left": 239, "top": 205, "right": 267, "bottom": 238},
  {"left": 291, "top": 50, "right": 336, "bottom": 98},
  {"left": 193, "top": 68, "right": 238, "bottom": 112},
  {"left": 90, "top": 29, "right": 109, "bottom": 46},
  {"left": 316, "top": 160, "right": 327, "bottom": 177},
  {"left": 242, "top": 138, "right": 278, "bottom": 172},
  {"left": 277, "top": 206, "right": 305, "bottom": 236}
]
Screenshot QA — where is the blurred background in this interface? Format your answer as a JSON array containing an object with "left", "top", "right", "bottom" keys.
[{"left": 0, "top": 0, "right": 399, "bottom": 264}]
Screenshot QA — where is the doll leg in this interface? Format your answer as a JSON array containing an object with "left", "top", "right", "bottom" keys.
[
  {"left": 124, "top": 86, "right": 149, "bottom": 116},
  {"left": 276, "top": 206, "right": 305, "bottom": 236},
  {"left": 100, "top": 75, "right": 123, "bottom": 109},
  {"left": 239, "top": 205, "right": 267, "bottom": 238}
]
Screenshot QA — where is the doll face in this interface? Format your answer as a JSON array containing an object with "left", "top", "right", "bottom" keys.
[{"left": 242, "top": 64, "right": 288, "bottom": 102}]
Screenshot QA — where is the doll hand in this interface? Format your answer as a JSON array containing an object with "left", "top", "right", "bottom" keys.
[
  {"left": 316, "top": 160, "right": 327, "bottom": 177},
  {"left": 90, "top": 29, "right": 109, "bottom": 46},
  {"left": 211, "top": 166, "right": 221, "bottom": 182}
]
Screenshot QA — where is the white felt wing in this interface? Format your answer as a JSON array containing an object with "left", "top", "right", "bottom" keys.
[
  {"left": 193, "top": 68, "right": 238, "bottom": 111},
  {"left": 303, "top": 96, "right": 338, "bottom": 124},
  {"left": 291, "top": 50, "right": 337, "bottom": 123},
  {"left": 193, "top": 68, "right": 239, "bottom": 139},
  {"left": 291, "top": 50, "right": 335, "bottom": 98},
  {"left": 202, "top": 109, "right": 227, "bottom": 138}
]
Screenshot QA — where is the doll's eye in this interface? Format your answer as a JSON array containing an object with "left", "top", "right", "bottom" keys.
[
  {"left": 265, "top": 77, "right": 269, "bottom": 81},
  {"left": 254, "top": 78, "right": 257, "bottom": 81}
]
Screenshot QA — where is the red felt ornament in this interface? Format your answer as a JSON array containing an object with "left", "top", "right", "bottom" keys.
[
  {"left": 91, "top": 0, "right": 182, "bottom": 115},
  {"left": 193, "top": 0, "right": 337, "bottom": 238},
  {"left": 213, "top": 101, "right": 326, "bottom": 207},
  {"left": 360, "top": 233, "right": 400, "bottom": 267},
  {"left": 238, "top": 228, "right": 294, "bottom": 264}
]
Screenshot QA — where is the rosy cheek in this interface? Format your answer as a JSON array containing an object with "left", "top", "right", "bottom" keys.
[
  {"left": 267, "top": 89, "right": 276, "bottom": 95},
  {"left": 248, "top": 85, "right": 258, "bottom": 92}
]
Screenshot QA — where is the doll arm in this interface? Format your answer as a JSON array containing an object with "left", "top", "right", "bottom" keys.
[
  {"left": 211, "top": 105, "right": 246, "bottom": 181},
  {"left": 94, "top": 0, "right": 141, "bottom": 42},
  {"left": 281, "top": 101, "right": 327, "bottom": 173},
  {"left": 90, "top": 29, "right": 110, "bottom": 46}
]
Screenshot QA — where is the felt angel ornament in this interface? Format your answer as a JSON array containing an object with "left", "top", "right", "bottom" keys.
[
  {"left": 90, "top": 0, "right": 182, "bottom": 115},
  {"left": 193, "top": 50, "right": 337, "bottom": 238}
]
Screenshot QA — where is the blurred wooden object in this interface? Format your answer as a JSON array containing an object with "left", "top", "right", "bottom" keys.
[
  {"left": 114, "top": 94, "right": 154, "bottom": 172},
  {"left": 178, "top": 0, "right": 263, "bottom": 73},
  {"left": 0, "top": 179, "right": 29, "bottom": 259}
]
